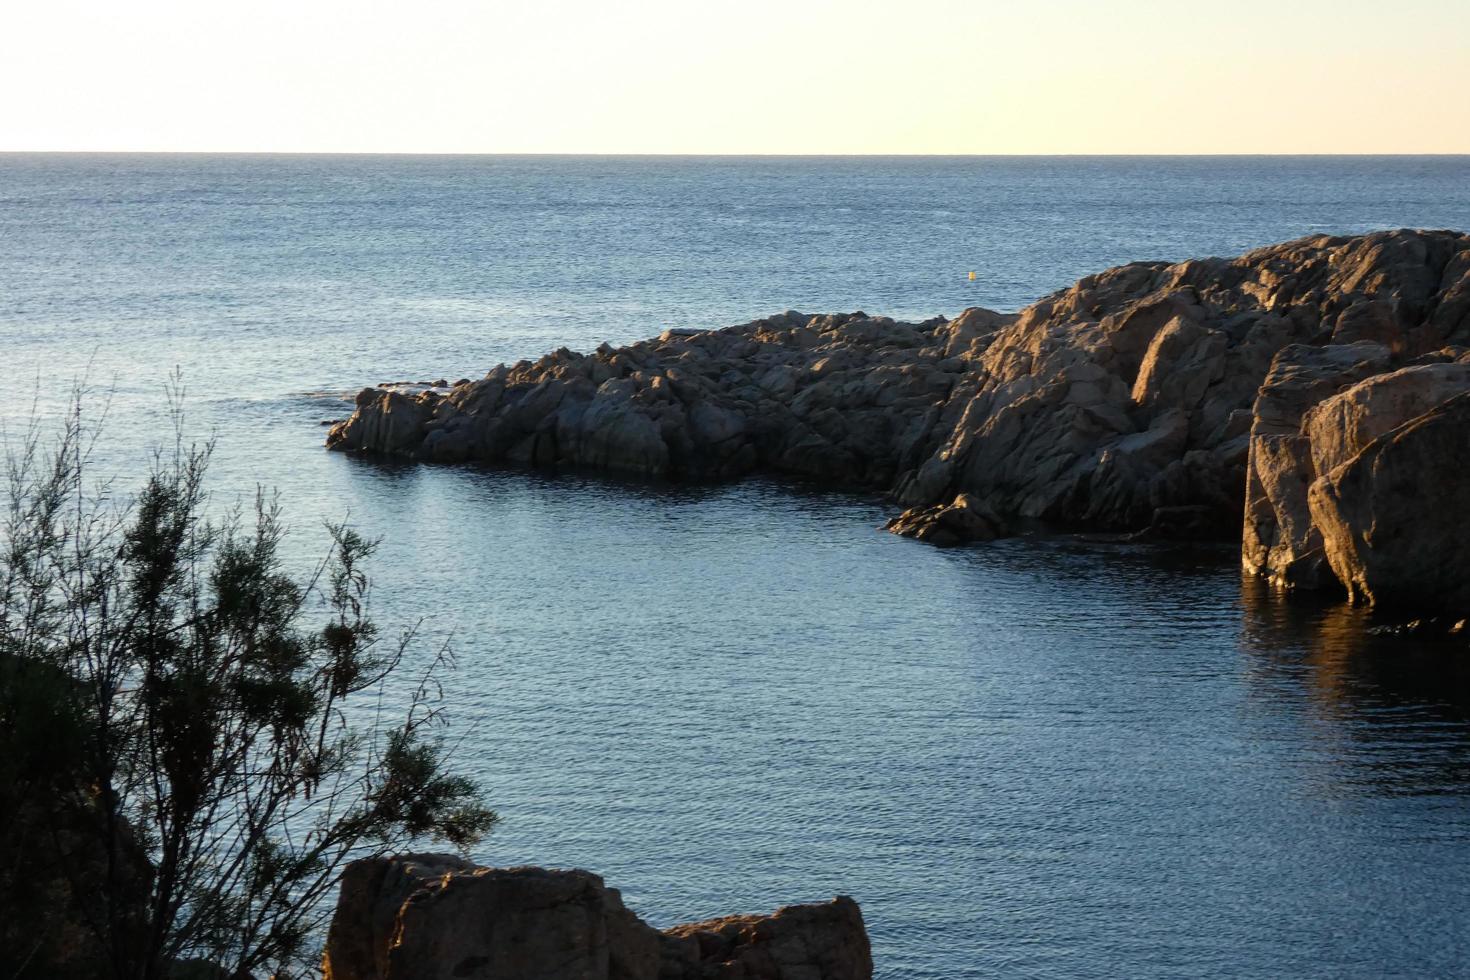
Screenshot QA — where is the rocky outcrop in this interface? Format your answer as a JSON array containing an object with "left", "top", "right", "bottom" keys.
[
  {"left": 322, "top": 855, "right": 871, "bottom": 980},
  {"left": 1302, "top": 360, "right": 1470, "bottom": 475},
  {"left": 331, "top": 310, "right": 978, "bottom": 488},
  {"left": 328, "top": 229, "right": 1470, "bottom": 612},
  {"left": 1242, "top": 350, "right": 1470, "bottom": 605},
  {"left": 884, "top": 492, "right": 1007, "bottom": 546},
  {"left": 1309, "top": 389, "right": 1470, "bottom": 611},
  {"left": 1240, "top": 342, "right": 1394, "bottom": 589},
  {"left": 659, "top": 900, "right": 872, "bottom": 980}
]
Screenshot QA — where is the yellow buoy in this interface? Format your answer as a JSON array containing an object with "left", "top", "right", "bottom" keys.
[{"left": 968, "top": 271, "right": 976, "bottom": 281}]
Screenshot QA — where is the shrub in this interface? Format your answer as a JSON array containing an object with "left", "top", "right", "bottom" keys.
[{"left": 0, "top": 396, "right": 496, "bottom": 979}]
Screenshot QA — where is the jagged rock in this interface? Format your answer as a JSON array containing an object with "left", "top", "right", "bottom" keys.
[
  {"left": 1309, "top": 391, "right": 1470, "bottom": 613},
  {"left": 343, "top": 389, "right": 435, "bottom": 455},
  {"left": 326, "top": 230, "right": 1470, "bottom": 608},
  {"left": 930, "top": 231, "right": 1467, "bottom": 535},
  {"left": 934, "top": 306, "right": 1017, "bottom": 357},
  {"left": 322, "top": 856, "right": 871, "bottom": 980},
  {"left": 660, "top": 899, "right": 872, "bottom": 980},
  {"left": 1242, "top": 353, "right": 1470, "bottom": 600},
  {"left": 886, "top": 492, "right": 1006, "bottom": 546},
  {"left": 1302, "top": 361, "right": 1470, "bottom": 475},
  {"left": 1240, "top": 342, "right": 1393, "bottom": 589},
  {"left": 329, "top": 311, "right": 962, "bottom": 490}
]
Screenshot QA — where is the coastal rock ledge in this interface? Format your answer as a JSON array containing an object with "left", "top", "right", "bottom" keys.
[
  {"left": 328, "top": 230, "right": 1470, "bottom": 613},
  {"left": 322, "top": 855, "right": 872, "bottom": 980}
]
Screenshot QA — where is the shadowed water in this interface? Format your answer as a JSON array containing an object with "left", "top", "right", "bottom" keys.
[{"left": 3, "top": 154, "right": 1469, "bottom": 977}]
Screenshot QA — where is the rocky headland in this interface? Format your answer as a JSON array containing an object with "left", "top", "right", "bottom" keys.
[
  {"left": 328, "top": 230, "right": 1470, "bottom": 615},
  {"left": 322, "top": 855, "right": 871, "bottom": 980}
]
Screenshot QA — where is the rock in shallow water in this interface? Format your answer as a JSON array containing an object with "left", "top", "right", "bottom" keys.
[
  {"left": 885, "top": 492, "right": 1007, "bottom": 547},
  {"left": 322, "top": 855, "right": 872, "bottom": 980}
]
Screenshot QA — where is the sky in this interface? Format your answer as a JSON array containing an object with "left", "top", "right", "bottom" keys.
[{"left": 2, "top": 0, "right": 1467, "bottom": 154}]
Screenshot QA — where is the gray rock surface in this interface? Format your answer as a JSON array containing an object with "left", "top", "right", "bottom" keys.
[
  {"left": 327, "top": 230, "right": 1470, "bottom": 612},
  {"left": 322, "top": 856, "right": 871, "bottom": 980}
]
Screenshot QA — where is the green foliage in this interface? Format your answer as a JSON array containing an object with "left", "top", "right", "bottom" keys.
[{"left": 0, "top": 394, "right": 496, "bottom": 980}]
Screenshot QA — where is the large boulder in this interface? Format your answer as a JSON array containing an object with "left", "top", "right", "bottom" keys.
[
  {"left": 0, "top": 657, "right": 157, "bottom": 980},
  {"left": 661, "top": 899, "right": 873, "bottom": 980},
  {"left": 322, "top": 856, "right": 872, "bottom": 980},
  {"left": 1240, "top": 351, "right": 1470, "bottom": 605},
  {"left": 333, "top": 388, "right": 436, "bottom": 455},
  {"left": 1308, "top": 391, "right": 1470, "bottom": 613},
  {"left": 1239, "top": 342, "right": 1392, "bottom": 589},
  {"left": 1302, "top": 360, "right": 1470, "bottom": 475}
]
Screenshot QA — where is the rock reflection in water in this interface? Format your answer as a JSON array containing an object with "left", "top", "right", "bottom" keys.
[{"left": 1238, "top": 576, "right": 1470, "bottom": 797}]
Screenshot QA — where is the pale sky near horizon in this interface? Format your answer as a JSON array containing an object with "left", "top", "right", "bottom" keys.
[{"left": 2, "top": 0, "right": 1467, "bottom": 154}]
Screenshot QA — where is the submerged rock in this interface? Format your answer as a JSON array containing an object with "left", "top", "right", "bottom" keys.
[
  {"left": 328, "top": 230, "right": 1470, "bottom": 613},
  {"left": 322, "top": 855, "right": 872, "bottom": 980}
]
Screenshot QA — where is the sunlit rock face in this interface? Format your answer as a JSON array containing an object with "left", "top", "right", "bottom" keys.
[
  {"left": 1240, "top": 342, "right": 1395, "bottom": 590},
  {"left": 884, "top": 492, "right": 1007, "bottom": 547},
  {"left": 321, "top": 855, "right": 872, "bottom": 980},
  {"left": 330, "top": 309, "right": 979, "bottom": 489},
  {"left": 329, "top": 229, "right": 1470, "bottom": 612},
  {"left": 1309, "top": 389, "right": 1470, "bottom": 613}
]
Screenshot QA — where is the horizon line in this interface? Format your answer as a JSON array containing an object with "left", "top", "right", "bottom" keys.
[{"left": 3, "top": 150, "right": 1470, "bottom": 159}]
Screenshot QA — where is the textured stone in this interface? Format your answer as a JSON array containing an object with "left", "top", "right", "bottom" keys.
[
  {"left": 1309, "top": 392, "right": 1470, "bottom": 613},
  {"left": 886, "top": 492, "right": 1007, "bottom": 546},
  {"left": 1240, "top": 342, "right": 1392, "bottom": 589},
  {"left": 325, "top": 230, "right": 1470, "bottom": 609},
  {"left": 1302, "top": 362, "right": 1470, "bottom": 475},
  {"left": 322, "top": 857, "right": 872, "bottom": 980}
]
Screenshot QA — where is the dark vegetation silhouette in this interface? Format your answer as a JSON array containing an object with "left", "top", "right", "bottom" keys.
[{"left": 0, "top": 393, "right": 496, "bottom": 980}]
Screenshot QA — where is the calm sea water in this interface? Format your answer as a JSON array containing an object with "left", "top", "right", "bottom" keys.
[{"left": 3, "top": 155, "right": 1470, "bottom": 978}]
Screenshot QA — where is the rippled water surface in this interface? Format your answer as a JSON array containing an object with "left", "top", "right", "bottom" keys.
[{"left": 3, "top": 155, "right": 1470, "bottom": 978}]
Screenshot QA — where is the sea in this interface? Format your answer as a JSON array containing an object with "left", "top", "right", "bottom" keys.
[{"left": 3, "top": 155, "right": 1469, "bottom": 978}]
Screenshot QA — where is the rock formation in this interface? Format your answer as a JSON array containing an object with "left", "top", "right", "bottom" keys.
[
  {"left": 322, "top": 855, "right": 871, "bottom": 980},
  {"left": 884, "top": 492, "right": 1007, "bottom": 547},
  {"left": 1309, "top": 389, "right": 1470, "bottom": 612},
  {"left": 328, "top": 230, "right": 1470, "bottom": 613},
  {"left": 1242, "top": 350, "right": 1470, "bottom": 600},
  {"left": 1240, "top": 342, "right": 1396, "bottom": 589}
]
